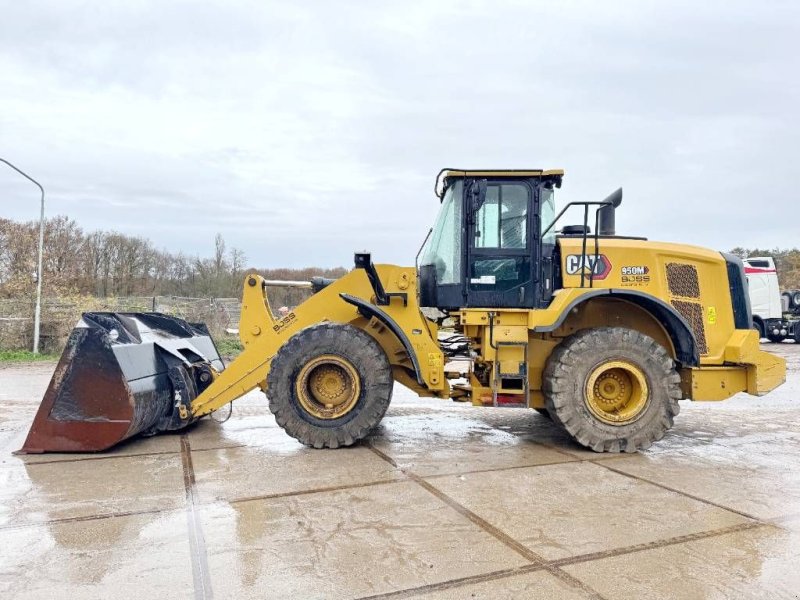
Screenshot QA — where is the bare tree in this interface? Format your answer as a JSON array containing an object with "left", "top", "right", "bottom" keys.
[{"left": 0, "top": 215, "right": 348, "bottom": 301}]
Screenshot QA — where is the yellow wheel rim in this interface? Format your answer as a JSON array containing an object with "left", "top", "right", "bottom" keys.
[
  {"left": 295, "top": 355, "right": 361, "bottom": 420},
  {"left": 584, "top": 360, "right": 649, "bottom": 425}
]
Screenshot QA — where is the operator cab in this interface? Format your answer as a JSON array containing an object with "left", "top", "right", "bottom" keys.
[{"left": 419, "top": 169, "right": 563, "bottom": 311}]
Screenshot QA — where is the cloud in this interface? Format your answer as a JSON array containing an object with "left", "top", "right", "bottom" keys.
[{"left": 1, "top": 0, "right": 798, "bottom": 268}]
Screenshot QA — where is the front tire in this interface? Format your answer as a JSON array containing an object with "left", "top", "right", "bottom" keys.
[
  {"left": 267, "top": 323, "right": 393, "bottom": 448},
  {"left": 543, "top": 327, "right": 681, "bottom": 453}
]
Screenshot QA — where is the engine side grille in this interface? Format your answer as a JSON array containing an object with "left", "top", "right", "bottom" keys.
[
  {"left": 665, "top": 262, "right": 707, "bottom": 355},
  {"left": 666, "top": 263, "right": 701, "bottom": 298},
  {"left": 671, "top": 299, "right": 708, "bottom": 354}
]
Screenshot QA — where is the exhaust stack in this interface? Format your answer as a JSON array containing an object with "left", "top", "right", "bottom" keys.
[{"left": 597, "top": 188, "right": 623, "bottom": 236}]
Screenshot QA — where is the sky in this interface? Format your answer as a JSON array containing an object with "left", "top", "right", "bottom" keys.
[{"left": 1, "top": 0, "right": 798, "bottom": 268}]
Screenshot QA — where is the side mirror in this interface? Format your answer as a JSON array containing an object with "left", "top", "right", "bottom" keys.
[{"left": 466, "top": 179, "right": 487, "bottom": 215}]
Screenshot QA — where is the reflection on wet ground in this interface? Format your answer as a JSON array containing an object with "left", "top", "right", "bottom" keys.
[{"left": 1, "top": 343, "right": 799, "bottom": 598}]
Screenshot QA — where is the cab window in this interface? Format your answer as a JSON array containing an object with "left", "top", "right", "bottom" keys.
[{"left": 474, "top": 184, "right": 528, "bottom": 249}]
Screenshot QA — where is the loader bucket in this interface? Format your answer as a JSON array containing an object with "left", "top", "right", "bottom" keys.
[{"left": 18, "top": 312, "right": 224, "bottom": 454}]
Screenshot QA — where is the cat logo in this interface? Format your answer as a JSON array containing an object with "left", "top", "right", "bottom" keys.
[{"left": 565, "top": 254, "right": 611, "bottom": 280}]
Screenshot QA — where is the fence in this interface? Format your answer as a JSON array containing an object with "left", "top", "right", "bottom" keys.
[{"left": 0, "top": 296, "right": 242, "bottom": 353}]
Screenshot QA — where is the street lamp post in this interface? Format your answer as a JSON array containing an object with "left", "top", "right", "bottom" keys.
[{"left": 0, "top": 158, "right": 45, "bottom": 354}]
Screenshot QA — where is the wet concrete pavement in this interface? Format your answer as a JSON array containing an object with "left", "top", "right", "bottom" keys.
[{"left": 1, "top": 344, "right": 799, "bottom": 599}]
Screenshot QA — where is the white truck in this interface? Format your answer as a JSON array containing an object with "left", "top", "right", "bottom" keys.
[{"left": 744, "top": 256, "right": 800, "bottom": 343}]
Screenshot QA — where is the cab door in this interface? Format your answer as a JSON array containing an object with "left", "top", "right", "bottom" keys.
[{"left": 463, "top": 179, "right": 535, "bottom": 308}]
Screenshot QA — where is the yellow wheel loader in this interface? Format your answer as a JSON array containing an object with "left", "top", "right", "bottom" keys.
[{"left": 19, "top": 169, "right": 786, "bottom": 454}]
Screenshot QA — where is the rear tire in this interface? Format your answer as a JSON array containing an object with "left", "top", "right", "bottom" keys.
[
  {"left": 752, "top": 319, "right": 765, "bottom": 340},
  {"left": 267, "top": 323, "right": 393, "bottom": 448},
  {"left": 543, "top": 327, "right": 681, "bottom": 453}
]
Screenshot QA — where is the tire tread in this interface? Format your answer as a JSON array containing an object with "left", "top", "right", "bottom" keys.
[
  {"left": 267, "top": 322, "right": 392, "bottom": 449},
  {"left": 543, "top": 327, "right": 681, "bottom": 453}
]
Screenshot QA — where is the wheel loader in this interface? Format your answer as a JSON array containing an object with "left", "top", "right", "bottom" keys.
[{"left": 19, "top": 169, "right": 786, "bottom": 454}]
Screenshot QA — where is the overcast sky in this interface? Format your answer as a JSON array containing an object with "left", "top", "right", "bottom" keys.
[{"left": 1, "top": 1, "right": 798, "bottom": 268}]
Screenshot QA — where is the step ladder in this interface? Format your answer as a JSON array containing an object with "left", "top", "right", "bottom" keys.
[{"left": 492, "top": 340, "right": 529, "bottom": 408}]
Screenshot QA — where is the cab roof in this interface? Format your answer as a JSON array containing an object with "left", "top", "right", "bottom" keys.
[{"left": 435, "top": 168, "right": 564, "bottom": 198}]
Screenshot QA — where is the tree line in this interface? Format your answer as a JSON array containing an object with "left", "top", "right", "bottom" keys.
[
  {"left": 0, "top": 215, "right": 346, "bottom": 306},
  {"left": 731, "top": 248, "right": 800, "bottom": 290}
]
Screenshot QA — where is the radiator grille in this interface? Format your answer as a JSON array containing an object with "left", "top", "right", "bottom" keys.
[
  {"left": 671, "top": 299, "right": 708, "bottom": 354},
  {"left": 666, "top": 263, "right": 701, "bottom": 298}
]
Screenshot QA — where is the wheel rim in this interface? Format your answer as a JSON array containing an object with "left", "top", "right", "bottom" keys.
[
  {"left": 295, "top": 355, "right": 361, "bottom": 419},
  {"left": 584, "top": 360, "right": 649, "bottom": 425}
]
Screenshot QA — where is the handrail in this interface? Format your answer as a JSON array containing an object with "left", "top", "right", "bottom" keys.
[
  {"left": 542, "top": 200, "right": 614, "bottom": 288},
  {"left": 541, "top": 200, "right": 612, "bottom": 236}
]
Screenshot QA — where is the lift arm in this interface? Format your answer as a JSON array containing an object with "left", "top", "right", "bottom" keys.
[{"left": 190, "top": 264, "right": 446, "bottom": 417}]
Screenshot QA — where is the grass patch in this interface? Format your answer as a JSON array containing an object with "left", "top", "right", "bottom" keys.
[
  {"left": 0, "top": 349, "right": 59, "bottom": 362},
  {"left": 215, "top": 336, "right": 243, "bottom": 358}
]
